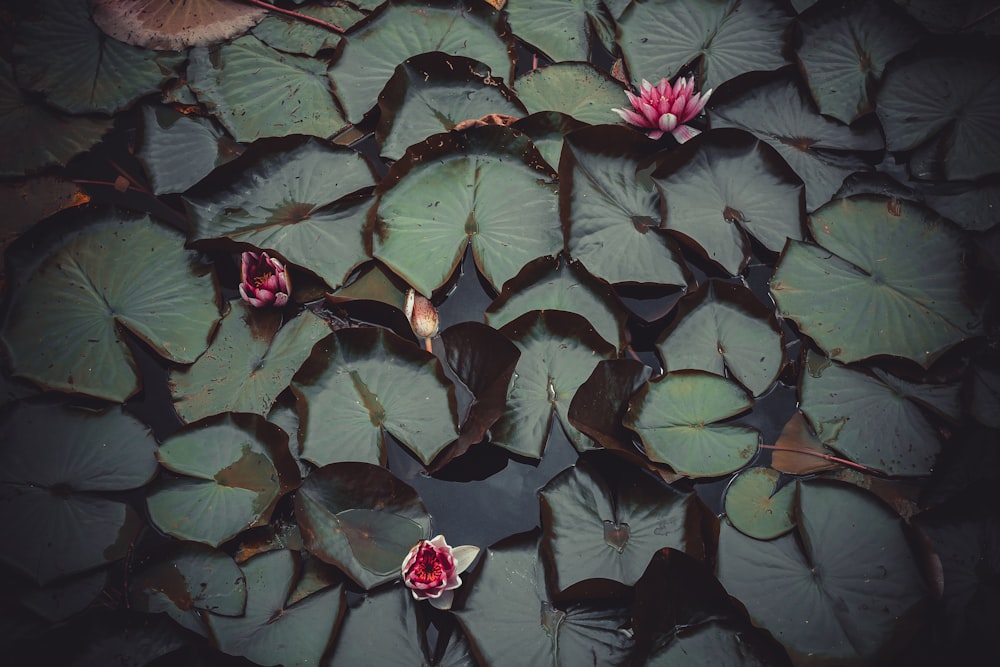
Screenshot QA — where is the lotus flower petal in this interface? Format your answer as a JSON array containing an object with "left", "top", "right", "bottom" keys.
[{"left": 612, "top": 75, "right": 710, "bottom": 141}]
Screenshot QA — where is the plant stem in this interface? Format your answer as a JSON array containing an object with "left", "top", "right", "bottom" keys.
[
  {"left": 244, "top": 0, "right": 345, "bottom": 33},
  {"left": 759, "top": 444, "right": 885, "bottom": 476}
]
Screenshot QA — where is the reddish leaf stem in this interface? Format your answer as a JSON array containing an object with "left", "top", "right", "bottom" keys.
[
  {"left": 244, "top": 0, "right": 345, "bottom": 33},
  {"left": 962, "top": 5, "right": 1000, "bottom": 29},
  {"left": 759, "top": 444, "right": 886, "bottom": 477}
]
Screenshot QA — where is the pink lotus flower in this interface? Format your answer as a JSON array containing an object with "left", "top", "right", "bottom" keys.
[
  {"left": 612, "top": 76, "right": 713, "bottom": 143},
  {"left": 238, "top": 251, "right": 291, "bottom": 308},
  {"left": 401, "top": 534, "right": 479, "bottom": 610}
]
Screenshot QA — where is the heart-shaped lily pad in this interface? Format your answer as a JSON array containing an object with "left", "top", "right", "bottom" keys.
[{"left": 722, "top": 466, "right": 795, "bottom": 539}]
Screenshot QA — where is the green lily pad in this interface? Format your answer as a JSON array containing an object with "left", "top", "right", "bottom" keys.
[
  {"left": 13, "top": 0, "right": 184, "bottom": 115},
  {"left": 656, "top": 280, "right": 784, "bottom": 397},
  {"left": 0, "top": 402, "right": 157, "bottom": 585},
  {"left": 568, "top": 359, "right": 653, "bottom": 453},
  {"left": 293, "top": 462, "right": 430, "bottom": 589},
  {"left": 505, "top": 0, "right": 606, "bottom": 62},
  {"left": 491, "top": 311, "right": 616, "bottom": 459},
  {"left": 252, "top": 4, "right": 364, "bottom": 56},
  {"left": 146, "top": 414, "right": 300, "bottom": 547},
  {"left": 208, "top": 549, "right": 344, "bottom": 667},
  {"left": 894, "top": 0, "right": 1000, "bottom": 34},
  {"left": 454, "top": 531, "right": 634, "bottom": 666},
  {"left": 877, "top": 54, "right": 1000, "bottom": 181},
  {"left": 375, "top": 52, "right": 525, "bottom": 161},
  {"left": 514, "top": 62, "right": 626, "bottom": 125},
  {"left": 722, "top": 466, "right": 795, "bottom": 539},
  {"left": 19, "top": 569, "right": 109, "bottom": 624},
  {"left": 372, "top": 125, "right": 561, "bottom": 297},
  {"left": 169, "top": 302, "right": 330, "bottom": 424},
  {"left": 625, "top": 370, "right": 758, "bottom": 477},
  {"left": 652, "top": 128, "right": 805, "bottom": 274},
  {"left": 0, "top": 60, "right": 113, "bottom": 177},
  {"left": 709, "top": 75, "right": 883, "bottom": 210},
  {"left": 293, "top": 327, "right": 460, "bottom": 466},
  {"left": 617, "top": 0, "right": 792, "bottom": 89},
  {"left": 716, "top": 479, "right": 928, "bottom": 664},
  {"left": 511, "top": 111, "right": 587, "bottom": 172},
  {"left": 561, "top": 125, "right": 688, "bottom": 286},
  {"left": 188, "top": 34, "right": 347, "bottom": 142},
  {"left": 798, "top": 351, "right": 953, "bottom": 477},
  {"left": 796, "top": 0, "right": 922, "bottom": 123},
  {"left": 485, "top": 257, "right": 627, "bottom": 350},
  {"left": 138, "top": 105, "right": 244, "bottom": 195},
  {"left": 923, "top": 179, "right": 1000, "bottom": 233},
  {"left": 645, "top": 619, "right": 781, "bottom": 666},
  {"left": 770, "top": 195, "right": 981, "bottom": 367},
  {"left": 0, "top": 209, "right": 221, "bottom": 402},
  {"left": 328, "top": 0, "right": 516, "bottom": 123},
  {"left": 539, "top": 455, "right": 704, "bottom": 594},
  {"left": 184, "top": 137, "right": 377, "bottom": 290},
  {"left": 328, "top": 585, "right": 476, "bottom": 664}
]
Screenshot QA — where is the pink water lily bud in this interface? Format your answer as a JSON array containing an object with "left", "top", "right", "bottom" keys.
[
  {"left": 612, "top": 75, "right": 713, "bottom": 143},
  {"left": 404, "top": 289, "right": 439, "bottom": 351},
  {"left": 238, "top": 250, "right": 291, "bottom": 308},
  {"left": 401, "top": 534, "right": 480, "bottom": 610}
]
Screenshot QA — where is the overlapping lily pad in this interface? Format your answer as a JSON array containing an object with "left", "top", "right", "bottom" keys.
[
  {"left": 207, "top": 549, "right": 344, "bottom": 667},
  {"left": 796, "top": 0, "right": 922, "bottom": 123},
  {"left": 505, "top": 0, "right": 610, "bottom": 62},
  {"left": 185, "top": 138, "right": 377, "bottom": 290},
  {"left": 454, "top": 531, "right": 634, "bottom": 666},
  {"left": 169, "top": 302, "right": 331, "bottom": 424},
  {"left": 561, "top": 125, "right": 688, "bottom": 286},
  {"left": 13, "top": 0, "right": 185, "bottom": 115},
  {"left": 770, "top": 195, "right": 981, "bottom": 367},
  {"left": 375, "top": 53, "right": 525, "bottom": 161},
  {"left": 0, "top": 403, "right": 157, "bottom": 584},
  {"left": 91, "top": 0, "right": 267, "bottom": 50},
  {"left": 293, "top": 462, "right": 430, "bottom": 589},
  {"left": 146, "top": 414, "right": 300, "bottom": 547},
  {"left": 372, "top": 125, "right": 561, "bottom": 296},
  {"left": 709, "top": 76, "right": 883, "bottom": 210},
  {"left": 656, "top": 280, "right": 784, "bottom": 397},
  {"left": 617, "top": 0, "right": 792, "bottom": 89},
  {"left": 292, "top": 327, "right": 460, "bottom": 466},
  {"left": 0, "top": 209, "right": 221, "bottom": 402},
  {"left": 188, "top": 34, "right": 347, "bottom": 142},
  {"left": 539, "top": 456, "right": 704, "bottom": 593},
  {"left": 328, "top": 0, "right": 516, "bottom": 122},
  {"left": 625, "top": 370, "right": 758, "bottom": 477},
  {"left": 491, "top": 311, "right": 616, "bottom": 459},
  {"left": 252, "top": 4, "right": 364, "bottom": 55},
  {"left": 722, "top": 466, "right": 795, "bottom": 539},
  {"left": 514, "top": 62, "right": 625, "bottom": 125},
  {"left": 653, "top": 128, "right": 805, "bottom": 274},
  {"left": 717, "top": 479, "right": 928, "bottom": 664}
]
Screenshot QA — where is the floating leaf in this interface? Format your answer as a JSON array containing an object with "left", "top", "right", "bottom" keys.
[
  {"left": 185, "top": 138, "right": 377, "bottom": 290},
  {"left": 514, "top": 62, "right": 625, "bottom": 125},
  {"left": 328, "top": 0, "right": 516, "bottom": 122},
  {"left": 568, "top": 359, "right": 653, "bottom": 453},
  {"left": 376, "top": 52, "right": 525, "bottom": 161},
  {"left": 561, "top": 125, "right": 687, "bottom": 286},
  {"left": 796, "top": 0, "right": 922, "bottom": 123},
  {"left": 617, "top": 0, "right": 792, "bottom": 89},
  {"left": 454, "top": 531, "right": 634, "bottom": 666},
  {"left": 877, "top": 54, "right": 1000, "bottom": 181},
  {"left": 372, "top": 126, "right": 561, "bottom": 296},
  {"left": 653, "top": 128, "right": 805, "bottom": 274},
  {"left": 505, "top": 0, "right": 605, "bottom": 62},
  {"left": 491, "top": 311, "right": 616, "bottom": 459},
  {"left": 188, "top": 34, "right": 347, "bottom": 142},
  {"left": 0, "top": 60, "right": 112, "bottom": 177},
  {"left": 208, "top": 550, "right": 344, "bottom": 667},
  {"left": 91, "top": 0, "right": 267, "bottom": 50},
  {"left": 722, "top": 466, "right": 795, "bottom": 539},
  {"left": 294, "top": 462, "right": 430, "bottom": 589},
  {"left": 625, "top": 370, "right": 758, "bottom": 477},
  {"left": 710, "top": 75, "right": 883, "bottom": 210},
  {"left": 0, "top": 403, "right": 157, "bottom": 585},
  {"left": 923, "top": 179, "right": 1000, "bottom": 233},
  {"left": 292, "top": 328, "right": 459, "bottom": 466},
  {"left": 146, "top": 414, "right": 299, "bottom": 547},
  {"left": 717, "top": 479, "right": 928, "bottom": 664},
  {"left": 539, "top": 455, "right": 703, "bottom": 593},
  {"left": 511, "top": 111, "right": 587, "bottom": 171},
  {"left": 770, "top": 195, "right": 981, "bottom": 367},
  {"left": 0, "top": 209, "right": 221, "bottom": 402},
  {"left": 138, "top": 105, "right": 244, "bottom": 195},
  {"left": 799, "top": 351, "right": 949, "bottom": 476},
  {"left": 169, "top": 302, "right": 330, "bottom": 424},
  {"left": 252, "top": 4, "right": 363, "bottom": 56},
  {"left": 19, "top": 569, "right": 109, "bottom": 624},
  {"left": 13, "top": 0, "right": 185, "bottom": 115},
  {"left": 769, "top": 411, "right": 842, "bottom": 476},
  {"left": 656, "top": 280, "right": 784, "bottom": 397}
]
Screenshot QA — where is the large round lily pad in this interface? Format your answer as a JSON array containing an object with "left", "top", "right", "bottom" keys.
[
  {"left": 722, "top": 466, "right": 795, "bottom": 540},
  {"left": 514, "top": 62, "right": 625, "bottom": 125},
  {"left": 0, "top": 209, "right": 221, "bottom": 402},
  {"left": 91, "top": 0, "right": 267, "bottom": 50},
  {"left": 770, "top": 195, "right": 981, "bottom": 367},
  {"left": 0, "top": 402, "right": 157, "bottom": 585}
]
